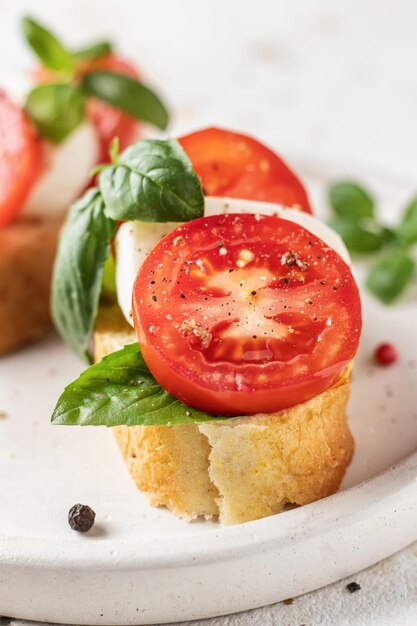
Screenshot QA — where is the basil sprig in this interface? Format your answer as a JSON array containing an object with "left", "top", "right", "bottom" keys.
[
  {"left": 52, "top": 189, "right": 116, "bottom": 360},
  {"left": 21, "top": 16, "right": 169, "bottom": 143},
  {"left": 25, "top": 83, "right": 85, "bottom": 142},
  {"left": 22, "top": 16, "right": 75, "bottom": 73},
  {"left": 51, "top": 343, "right": 216, "bottom": 427},
  {"left": 51, "top": 138, "right": 204, "bottom": 360},
  {"left": 73, "top": 41, "right": 113, "bottom": 62},
  {"left": 328, "top": 181, "right": 416, "bottom": 304},
  {"left": 81, "top": 71, "right": 169, "bottom": 130},
  {"left": 99, "top": 139, "right": 204, "bottom": 221},
  {"left": 329, "top": 182, "right": 374, "bottom": 219},
  {"left": 330, "top": 217, "right": 383, "bottom": 254},
  {"left": 366, "top": 250, "right": 415, "bottom": 304},
  {"left": 397, "top": 198, "right": 417, "bottom": 246},
  {"left": 328, "top": 181, "right": 386, "bottom": 252}
]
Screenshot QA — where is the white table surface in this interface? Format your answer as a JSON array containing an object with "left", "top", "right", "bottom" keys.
[{"left": 0, "top": 1, "right": 416, "bottom": 624}]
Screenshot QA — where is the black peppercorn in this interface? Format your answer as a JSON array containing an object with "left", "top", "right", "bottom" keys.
[{"left": 68, "top": 503, "right": 96, "bottom": 533}]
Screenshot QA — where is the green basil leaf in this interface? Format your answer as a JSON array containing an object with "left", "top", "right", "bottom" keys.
[
  {"left": 51, "top": 189, "right": 116, "bottom": 361},
  {"left": 381, "top": 226, "right": 397, "bottom": 245},
  {"left": 397, "top": 197, "right": 417, "bottom": 246},
  {"left": 73, "top": 41, "right": 113, "bottom": 61},
  {"left": 21, "top": 16, "right": 74, "bottom": 72},
  {"left": 329, "top": 182, "right": 375, "bottom": 219},
  {"left": 109, "top": 136, "right": 120, "bottom": 164},
  {"left": 99, "top": 138, "right": 204, "bottom": 222},
  {"left": 101, "top": 252, "right": 117, "bottom": 300},
  {"left": 81, "top": 70, "right": 169, "bottom": 129},
  {"left": 51, "top": 343, "right": 217, "bottom": 426},
  {"left": 330, "top": 218, "right": 384, "bottom": 253},
  {"left": 366, "top": 250, "right": 415, "bottom": 304},
  {"left": 25, "top": 83, "right": 85, "bottom": 143}
]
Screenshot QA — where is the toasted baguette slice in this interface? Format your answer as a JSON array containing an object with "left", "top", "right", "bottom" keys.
[
  {"left": 0, "top": 218, "right": 62, "bottom": 356},
  {"left": 94, "top": 303, "right": 354, "bottom": 525}
]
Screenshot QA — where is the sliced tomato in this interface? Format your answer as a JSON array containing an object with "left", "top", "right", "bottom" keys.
[
  {"left": 179, "top": 127, "right": 312, "bottom": 213},
  {"left": 0, "top": 91, "right": 41, "bottom": 228},
  {"left": 133, "top": 213, "right": 361, "bottom": 416},
  {"left": 84, "top": 54, "right": 140, "bottom": 161}
]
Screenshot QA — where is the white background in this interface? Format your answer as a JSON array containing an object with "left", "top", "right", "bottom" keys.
[
  {"left": 0, "top": 1, "right": 416, "bottom": 625},
  {"left": 1, "top": 0, "right": 417, "bottom": 182}
]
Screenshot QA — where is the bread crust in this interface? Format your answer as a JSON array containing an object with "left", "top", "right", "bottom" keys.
[
  {"left": 0, "top": 218, "right": 62, "bottom": 355},
  {"left": 94, "top": 304, "right": 354, "bottom": 524}
]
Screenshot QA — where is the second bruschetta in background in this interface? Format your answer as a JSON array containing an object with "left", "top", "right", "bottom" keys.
[{"left": 0, "top": 16, "right": 169, "bottom": 355}]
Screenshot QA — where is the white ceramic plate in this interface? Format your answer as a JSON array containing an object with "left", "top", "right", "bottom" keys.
[{"left": 1, "top": 162, "right": 416, "bottom": 625}]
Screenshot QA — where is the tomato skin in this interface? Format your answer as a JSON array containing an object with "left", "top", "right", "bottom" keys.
[
  {"left": 0, "top": 91, "right": 41, "bottom": 228},
  {"left": 83, "top": 54, "right": 140, "bottom": 161},
  {"left": 179, "top": 127, "right": 312, "bottom": 214},
  {"left": 133, "top": 213, "right": 361, "bottom": 416}
]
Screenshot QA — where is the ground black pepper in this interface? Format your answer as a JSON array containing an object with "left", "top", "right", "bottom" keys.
[
  {"left": 346, "top": 582, "right": 361, "bottom": 593},
  {"left": 68, "top": 503, "right": 96, "bottom": 533}
]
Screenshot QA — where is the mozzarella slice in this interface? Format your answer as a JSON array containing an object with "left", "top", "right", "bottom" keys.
[
  {"left": 115, "top": 197, "right": 350, "bottom": 327},
  {"left": 0, "top": 72, "right": 99, "bottom": 220},
  {"left": 21, "top": 122, "right": 99, "bottom": 219}
]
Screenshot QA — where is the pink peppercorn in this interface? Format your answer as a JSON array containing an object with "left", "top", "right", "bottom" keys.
[{"left": 374, "top": 343, "right": 398, "bottom": 366}]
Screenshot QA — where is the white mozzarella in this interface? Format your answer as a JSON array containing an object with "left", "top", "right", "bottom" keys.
[
  {"left": 21, "top": 122, "right": 99, "bottom": 219},
  {"left": 0, "top": 72, "right": 99, "bottom": 220},
  {"left": 116, "top": 220, "right": 180, "bottom": 326},
  {"left": 116, "top": 197, "right": 350, "bottom": 327}
]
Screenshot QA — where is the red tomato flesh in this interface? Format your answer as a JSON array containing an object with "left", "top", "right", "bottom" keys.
[
  {"left": 133, "top": 213, "right": 361, "bottom": 415},
  {"left": 0, "top": 91, "right": 41, "bottom": 228},
  {"left": 84, "top": 54, "right": 140, "bottom": 161},
  {"left": 179, "top": 127, "right": 312, "bottom": 214}
]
